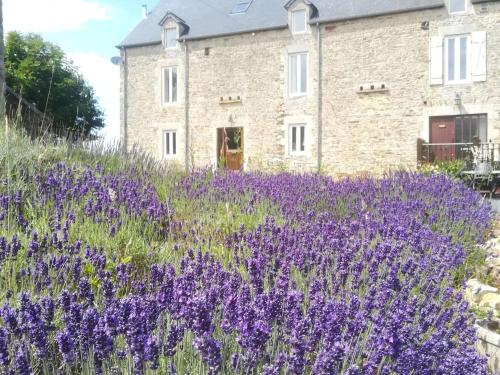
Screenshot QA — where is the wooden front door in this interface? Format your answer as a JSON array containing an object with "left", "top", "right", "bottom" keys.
[
  {"left": 430, "top": 117, "right": 456, "bottom": 161},
  {"left": 217, "top": 127, "right": 244, "bottom": 170}
]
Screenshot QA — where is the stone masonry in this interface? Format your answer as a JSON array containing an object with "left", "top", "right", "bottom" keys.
[{"left": 121, "top": 0, "right": 500, "bottom": 175}]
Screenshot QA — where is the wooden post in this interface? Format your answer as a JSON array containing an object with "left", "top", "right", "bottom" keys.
[
  {"left": 417, "top": 138, "right": 424, "bottom": 164},
  {"left": 0, "top": 0, "right": 5, "bottom": 120}
]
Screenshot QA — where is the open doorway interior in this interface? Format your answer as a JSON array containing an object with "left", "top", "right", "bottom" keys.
[{"left": 217, "top": 127, "right": 244, "bottom": 170}]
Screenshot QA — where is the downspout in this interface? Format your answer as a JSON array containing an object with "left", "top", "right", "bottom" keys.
[
  {"left": 316, "top": 22, "right": 323, "bottom": 173},
  {"left": 121, "top": 47, "right": 128, "bottom": 153},
  {"left": 183, "top": 39, "right": 190, "bottom": 172}
]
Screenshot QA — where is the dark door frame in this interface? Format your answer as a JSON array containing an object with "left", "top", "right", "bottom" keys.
[
  {"left": 217, "top": 127, "right": 244, "bottom": 170},
  {"left": 428, "top": 114, "right": 489, "bottom": 144}
]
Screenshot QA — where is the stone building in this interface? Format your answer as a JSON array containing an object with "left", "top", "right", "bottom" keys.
[{"left": 118, "top": 0, "right": 500, "bottom": 175}]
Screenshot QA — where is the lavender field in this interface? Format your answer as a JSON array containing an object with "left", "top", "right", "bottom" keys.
[{"left": 0, "top": 131, "right": 494, "bottom": 374}]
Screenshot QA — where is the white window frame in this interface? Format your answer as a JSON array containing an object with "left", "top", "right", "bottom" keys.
[
  {"left": 449, "top": 0, "right": 467, "bottom": 14},
  {"left": 163, "top": 130, "right": 177, "bottom": 157},
  {"left": 444, "top": 34, "right": 471, "bottom": 85},
  {"left": 289, "top": 124, "right": 306, "bottom": 156},
  {"left": 291, "top": 9, "right": 307, "bottom": 34},
  {"left": 162, "top": 67, "right": 178, "bottom": 105},
  {"left": 164, "top": 27, "right": 178, "bottom": 49},
  {"left": 288, "top": 52, "right": 308, "bottom": 97}
]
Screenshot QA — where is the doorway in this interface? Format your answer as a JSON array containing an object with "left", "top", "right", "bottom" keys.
[
  {"left": 429, "top": 114, "right": 488, "bottom": 161},
  {"left": 217, "top": 127, "right": 244, "bottom": 170},
  {"left": 430, "top": 117, "right": 456, "bottom": 161}
]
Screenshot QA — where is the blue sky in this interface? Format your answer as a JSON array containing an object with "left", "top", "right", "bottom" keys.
[{"left": 4, "top": 0, "right": 156, "bottom": 142}]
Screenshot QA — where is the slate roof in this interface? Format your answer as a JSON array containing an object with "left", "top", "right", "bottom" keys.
[
  {"left": 309, "top": 0, "right": 444, "bottom": 23},
  {"left": 118, "top": 0, "right": 446, "bottom": 48}
]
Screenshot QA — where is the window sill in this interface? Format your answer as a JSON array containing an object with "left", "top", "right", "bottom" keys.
[
  {"left": 288, "top": 93, "right": 309, "bottom": 100},
  {"left": 161, "top": 102, "right": 180, "bottom": 108},
  {"left": 443, "top": 81, "right": 472, "bottom": 86}
]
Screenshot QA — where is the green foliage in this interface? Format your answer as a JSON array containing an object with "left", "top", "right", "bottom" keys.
[
  {"left": 5, "top": 31, "right": 104, "bottom": 135},
  {"left": 418, "top": 159, "right": 466, "bottom": 178}
]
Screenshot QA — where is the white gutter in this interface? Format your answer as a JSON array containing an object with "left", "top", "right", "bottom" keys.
[
  {"left": 183, "top": 40, "right": 190, "bottom": 172},
  {"left": 121, "top": 47, "right": 128, "bottom": 153},
  {"left": 316, "top": 22, "right": 322, "bottom": 172}
]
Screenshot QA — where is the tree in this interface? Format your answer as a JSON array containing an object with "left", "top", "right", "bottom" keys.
[
  {"left": 0, "top": 0, "right": 5, "bottom": 119},
  {"left": 5, "top": 31, "right": 104, "bottom": 135}
]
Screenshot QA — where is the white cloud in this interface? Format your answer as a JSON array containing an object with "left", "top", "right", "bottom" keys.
[
  {"left": 69, "top": 53, "right": 120, "bottom": 142},
  {"left": 4, "top": 0, "right": 113, "bottom": 33}
]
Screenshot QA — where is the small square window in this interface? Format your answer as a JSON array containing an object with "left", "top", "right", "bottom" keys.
[
  {"left": 292, "top": 10, "right": 307, "bottom": 34},
  {"left": 449, "top": 0, "right": 466, "bottom": 14},
  {"left": 164, "top": 131, "right": 177, "bottom": 157},
  {"left": 289, "top": 124, "right": 306, "bottom": 155},
  {"left": 162, "top": 67, "right": 178, "bottom": 104},
  {"left": 165, "top": 27, "right": 177, "bottom": 49}
]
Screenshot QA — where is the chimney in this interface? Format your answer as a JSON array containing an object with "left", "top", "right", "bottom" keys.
[{"left": 142, "top": 4, "right": 148, "bottom": 19}]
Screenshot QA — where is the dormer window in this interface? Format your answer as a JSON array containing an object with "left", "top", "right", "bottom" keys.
[
  {"left": 292, "top": 10, "right": 307, "bottom": 33},
  {"left": 449, "top": 0, "right": 466, "bottom": 14},
  {"left": 165, "top": 27, "right": 177, "bottom": 49}
]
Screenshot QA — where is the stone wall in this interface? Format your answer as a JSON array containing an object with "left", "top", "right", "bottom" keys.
[
  {"left": 122, "top": 0, "right": 500, "bottom": 175},
  {"left": 476, "top": 322, "right": 500, "bottom": 374},
  {"left": 124, "top": 43, "right": 187, "bottom": 169},
  {"left": 465, "top": 234, "right": 500, "bottom": 374},
  {"left": 321, "top": 2, "right": 500, "bottom": 175},
  {"left": 425, "top": 1, "right": 500, "bottom": 142},
  {"left": 187, "top": 26, "right": 319, "bottom": 172}
]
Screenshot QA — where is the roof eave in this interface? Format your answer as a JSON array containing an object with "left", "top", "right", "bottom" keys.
[
  {"left": 181, "top": 24, "right": 287, "bottom": 42},
  {"left": 116, "top": 41, "right": 162, "bottom": 49},
  {"left": 311, "top": 3, "right": 446, "bottom": 24}
]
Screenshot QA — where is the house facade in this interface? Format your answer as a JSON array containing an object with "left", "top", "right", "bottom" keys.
[{"left": 118, "top": 0, "right": 500, "bottom": 175}]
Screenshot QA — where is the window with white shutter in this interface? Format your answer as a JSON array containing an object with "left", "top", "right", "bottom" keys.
[
  {"left": 430, "top": 32, "right": 487, "bottom": 85},
  {"left": 430, "top": 36, "right": 443, "bottom": 85},
  {"left": 471, "top": 31, "right": 487, "bottom": 82}
]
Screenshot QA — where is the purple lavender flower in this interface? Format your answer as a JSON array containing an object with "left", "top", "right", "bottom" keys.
[
  {"left": 93, "top": 320, "right": 114, "bottom": 374},
  {"left": 0, "top": 327, "right": 9, "bottom": 367},
  {"left": 193, "top": 333, "right": 222, "bottom": 374},
  {"left": 78, "top": 278, "right": 94, "bottom": 306},
  {"left": 15, "top": 346, "right": 32, "bottom": 375},
  {"left": 56, "top": 329, "right": 74, "bottom": 364},
  {"left": 164, "top": 324, "right": 184, "bottom": 357}
]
